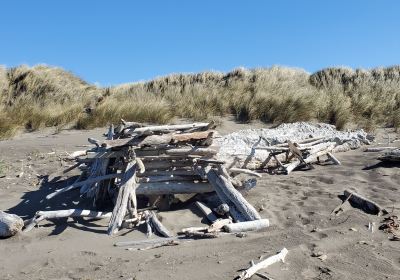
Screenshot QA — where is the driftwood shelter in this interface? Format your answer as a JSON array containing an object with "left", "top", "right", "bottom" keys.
[{"left": 19, "top": 121, "right": 267, "bottom": 241}]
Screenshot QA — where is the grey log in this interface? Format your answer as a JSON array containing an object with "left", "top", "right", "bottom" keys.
[
  {"left": 0, "top": 211, "right": 24, "bottom": 237},
  {"left": 136, "top": 182, "right": 213, "bottom": 195}
]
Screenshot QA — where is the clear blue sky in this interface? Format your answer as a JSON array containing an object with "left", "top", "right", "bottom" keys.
[{"left": 1, "top": 1, "right": 399, "bottom": 85}]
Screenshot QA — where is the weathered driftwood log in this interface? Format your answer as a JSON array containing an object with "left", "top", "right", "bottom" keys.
[
  {"left": 23, "top": 209, "right": 112, "bottom": 232},
  {"left": 108, "top": 161, "right": 137, "bottom": 235},
  {"left": 238, "top": 248, "right": 288, "bottom": 280},
  {"left": 364, "top": 147, "right": 396, "bottom": 152},
  {"left": 136, "top": 182, "right": 213, "bottom": 195},
  {"left": 115, "top": 236, "right": 181, "bottom": 247},
  {"left": 125, "top": 122, "right": 210, "bottom": 135},
  {"left": 128, "top": 240, "right": 180, "bottom": 251},
  {"left": 343, "top": 189, "right": 388, "bottom": 216},
  {"left": 326, "top": 152, "right": 341, "bottom": 165},
  {"left": 223, "top": 219, "right": 270, "bottom": 233},
  {"left": 165, "top": 147, "right": 218, "bottom": 156},
  {"left": 142, "top": 160, "right": 194, "bottom": 170},
  {"left": 209, "top": 218, "right": 232, "bottom": 232},
  {"left": 66, "top": 150, "right": 87, "bottom": 160},
  {"left": 0, "top": 211, "right": 24, "bottom": 237},
  {"left": 284, "top": 143, "right": 336, "bottom": 174},
  {"left": 378, "top": 148, "right": 400, "bottom": 162},
  {"left": 147, "top": 211, "right": 173, "bottom": 237},
  {"left": 194, "top": 201, "right": 218, "bottom": 223},
  {"left": 229, "top": 168, "right": 262, "bottom": 178},
  {"left": 137, "top": 175, "right": 203, "bottom": 183},
  {"left": 46, "top": 173, "right": 123, "bottom": 200},
  {"left": 141, "top": 169, "right": 196, "bottom": 177},
  {"left": 207, "top": 168, "right": 261, "bottom": 221}
]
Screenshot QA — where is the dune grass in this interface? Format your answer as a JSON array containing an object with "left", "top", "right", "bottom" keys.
[{"left": 0, "top": 64, "right": 399, "bottom": 139}]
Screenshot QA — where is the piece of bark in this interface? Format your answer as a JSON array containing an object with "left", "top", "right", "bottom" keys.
[
  {"left": 344, "top": 189, "right": 388, "bottom": 216},
  {"left": 194, "top": 201, "right": 218, "bottom": 223},
  {"left": 136, "top": 182, "right": 213, "bottom": 195},
  {"left": 0, "top": 211, "right": 24, "bottom": 237},
  {"left": 223, "top": 219, "right": 270, "bottom": 233},
  {"left": 23, "top": 209, "right": 111, "bottom": 232},
  {"left": 107, "top": 161, "right": 137, "bottom": 235},
  {"left": 207, "top": 168, "right": 261, "bottom": 221},
  {"left": 46, "top": 173, "right": 123, "bottom": 200},
  {"left": 238, "top": 248, "right": 288, "bottom": 280}
]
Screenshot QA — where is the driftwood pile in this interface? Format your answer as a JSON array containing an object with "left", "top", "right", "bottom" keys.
[
  {"left": 252, "top": 137, "right": 341, "bottom": 174},
  {"left": 21, "top": 121, "right": 267, "bottom": 240}
]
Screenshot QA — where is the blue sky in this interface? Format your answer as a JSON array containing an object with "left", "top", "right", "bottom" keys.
[{"left": 0, "top": 1, "right": 399, "bottom": 85}]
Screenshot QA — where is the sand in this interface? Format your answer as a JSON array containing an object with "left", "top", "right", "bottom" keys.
[{"left": 1, "top": 120, "right": 400, "bottom": 280}]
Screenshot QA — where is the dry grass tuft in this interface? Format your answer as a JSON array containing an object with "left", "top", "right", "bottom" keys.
[{"left": 0, "top": 64, "right": 399, "bottom": 139}]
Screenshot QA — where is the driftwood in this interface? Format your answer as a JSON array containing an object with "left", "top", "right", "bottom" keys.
[
  {"left": 207, "top": 168, "right": 261, "bottom": 221},
  {"left": 364, "top": 147, "right": 396, "bottom": 152},
  {"left": 24, "top": 209, "right": 112, "bottom": 232},
  {"left": 136, "top": 182, "right": 213, "bottom": 195},
  {"left": 223, "top": 219, "right": 270, "bottom": 233},
  {"left": 128, "top": 240, "right": 180, "bottom": 251},
  {"left": 194, "top": 201, "right": 218, "bottom": 223},
  {"left": 0, "top": 211, "right": 24, "bottom": 237},
  {"left": 343, "top": 189, "right": 388, "bottom": 216},
  {"left": 229, "top": 168, "right": 262, "bottom": 178},
  {"left": 165, "top": 147, "right": 218, "bottom": 156},
  {"left": 147, "top": 210, "right": 173, "bottom": 237},
  {"left": 238, "top": 248, "right": 288, "bottom": 280},
  {"left": 115, "top": 236, "right": 181, "bottom": 247},
  {"left": 125, "top": 122, "right": 209, "bottom": 135},
  {"left": 108, "top": 161, "right": 137, "bottom": 235},
  {"left": 378, "top": 148, "right": 400, "bottom": 162}
]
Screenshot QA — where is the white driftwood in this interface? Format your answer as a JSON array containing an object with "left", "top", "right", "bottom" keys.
[
  {"left": 126, "top": 122, "right": 209, "bottom": 135},
  {"left": 343, "top": 189, "right": 388, "bottom": 216},
  {"left": 223, "top": 219, "right": 270, "bottom": 233},
  {"left": 66, "top": 150, "right": 87, "bottom": 160},
  {"left": 194, "top": 201, "right": 218, "bottom": 223},
  {"left": 326, "top": 152, "right": 341, "bottom": 165},
  {"left": 165, "top": 147, "right": 217, "bottom": 156},
  {"left": 364, "top": 147, "right": 396, "bottom": 152},
  {"left": 239, "top": 248, "right": 288, "bottom": 280},
  {"left": 136, "top": 182, "right": 213, "bottom": 195},
  {"left": 207, "top": 168, "right": 261, "bottom": 221},
  {"left": 148, "top": 211, "right": 173, "bottom": 237},
  {"left": 23, "top": 209, "right": 111, "bottom": 232},
  {"left": 46, "top": 173, "right": 123, "bottom": 200},
  {"left": 209, "top": 218, "right": 232, "bottom": 232},
  {"left": 107, "top": 161, "right": 137, "bottom": 235},
  {"left": 0, "top": 211, "right": 24, "bottom": 237},
  {"left": 137, "top": 175, "right": 202, "bottom": 183},
  {"left": 115, "top": 237, "right": 181, "bottom": 247},
  {"left": 229, "top": 168, "right": 262, "bottom": 178}
]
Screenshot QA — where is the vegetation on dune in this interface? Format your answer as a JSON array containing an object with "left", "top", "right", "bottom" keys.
[{"left": 0, "top": 64, "right": 399, "bottom": 139}]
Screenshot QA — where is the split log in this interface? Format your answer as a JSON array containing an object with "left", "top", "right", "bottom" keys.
[
  {"left": 136, "top": 182, "right": 213, "bottom": 195},
  {"left": 343, "top": 190, "right": 388, "bottom": 216},
  {"left": 229, "top": 168, "right": 262, "bottom": 178},
  {"left": 238, "top": 248, "right": 288, "bottom": 280},
  {"left": 207, "top": 168, "right": 261, "bottom": 221},
  {"left": 147, "top": 211, "right": 173, "bottom": 237},
  {"left": 23, "top": 209, "right": 111, "bottom": 232},
  {"left": 107, "top": 161, "right": 137, "bottom": 235},
  {"left": 223, "top": 219, "right": 270, "bottom": 233},
  {"left": 125, "top": 122, "right": 210, "bottom": 135},
  {"left": 46, "top": 173, "right": 123, "bottom": 200},
  {"left": 194, "top": 201, "right": 218, "bottom": 223},
  {"left": 0, "top": 211, "right": 24, "bottom": 237}
]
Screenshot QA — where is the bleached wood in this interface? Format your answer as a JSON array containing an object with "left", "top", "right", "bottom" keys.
[
  {"left": 238, "top": 248, "right": 288, "bottom": 280},
  {"left": 0, "top": 211, "right": 24, "bottom": 237},
  {"left": 207, "top": 168, "right": 261, "bottom": 221},
  {"left": 223, "top": 219, "right": 270, "bottom": 233},
  {"left": 194, "top": 201, "right": 218, "bottom": 223},
  {"left": 137, "top": 175, "right": 202, "bottom": 183},
  {"left": 125, "top": 122, "right": 210, "bottom": 135},
  {"left": 66, "top": 150, "right": 87, "bottom": 160},
  {"left": 46, "top": 173, "right": 122, "bottom": 200},
  {"left": 115, "top": 237, "right": 180, "bottom": 247},
  {"left": 107, "top": 161, "right": 137, "bottom": 235},
  {"left": 136, "top": 182, "right": 213, "bottom": 195},
  {"left": 23, "top": 209, "right": 111, "bottom": 232},
  {"left": 229, "top": 168, "right": 262, "bottom": 178},
  {"left": 148, "top": 211, "right": 173, "bottom": 237},
  {"left": 344, "top": 189, "right": 388, "bottom": 216},
  {"left": 326, "top": 152, "right": 341, "bottom": 165},
  {"left": 165, "top": 147, "right": 217, "bottom": 156}
]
